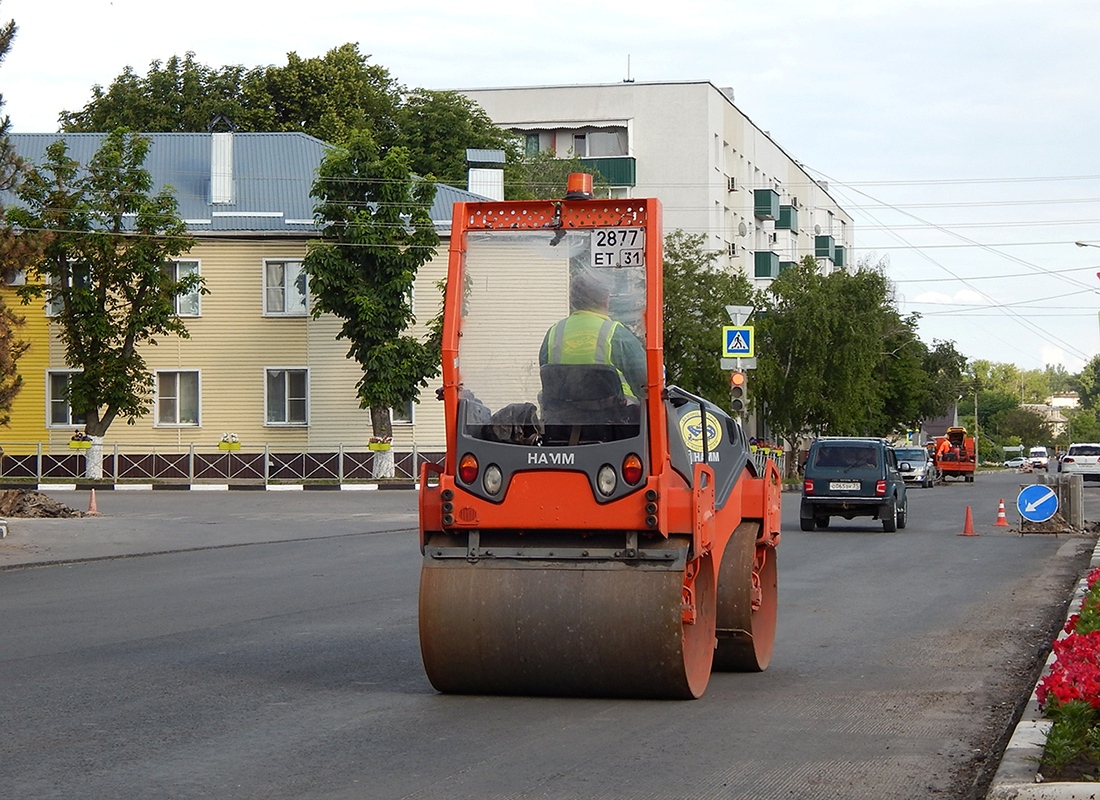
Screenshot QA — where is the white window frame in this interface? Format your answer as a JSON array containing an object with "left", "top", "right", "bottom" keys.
[
  {"left": 265, "top": 367, "right": 309, "bottom": 426},
  {"left": 391, "top": 400, "right": 414, "bottom": 426},
  {"left": 155, "top": 370, "right": 201, "bottom": 427},
  {"left": 263, "top": 259, "right": 308, "bottom": 317},
  {"left": 163, "top": 259, "right": 202, "bottom": 317},
  {"left": 46, "top": 370, "right": 86, "bottom": 428},
  {"left": 45, "top": 266, "right": 92, "bottom": 318}
]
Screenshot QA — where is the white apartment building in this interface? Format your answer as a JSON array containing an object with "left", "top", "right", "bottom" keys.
[{"left": 461, "top": 81, "right": 854, "bottom": 284}]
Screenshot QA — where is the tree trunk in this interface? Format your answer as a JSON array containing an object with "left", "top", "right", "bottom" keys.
[
  {"left": 371, "top": 448, "right": 395, "bottom": 480},
  {"left": 370, "top": 405, "right": 395, "bottom": 479},
  {"left": 84, "top": 436, "right": 105, "bottom": 480}
]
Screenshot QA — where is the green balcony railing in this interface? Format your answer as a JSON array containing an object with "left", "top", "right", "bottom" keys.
[
  {"left": 754, "top": 189, "right": 780, "bottom": 220},
  {"left": 578, "top": 157, "right": 636, "bottom": 186},
  {"left": 777, "top": 205, "right": 798, "bottom": 232},
  {"left": 754, "top": 250, "right": 780, "bottom": 279}
]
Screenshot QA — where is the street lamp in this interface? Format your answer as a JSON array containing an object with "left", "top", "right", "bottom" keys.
[{"left": 1076, "top": 241, "right": 1100, "bottom": 249}]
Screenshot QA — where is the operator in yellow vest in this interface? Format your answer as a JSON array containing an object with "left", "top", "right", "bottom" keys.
[{"left": 539, "top": 270, "right": 647, "bottom": 399}]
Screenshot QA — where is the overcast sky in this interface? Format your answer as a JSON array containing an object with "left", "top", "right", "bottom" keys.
[{"left": 2, "top": 0, "right": 1099, "bottom": 374}]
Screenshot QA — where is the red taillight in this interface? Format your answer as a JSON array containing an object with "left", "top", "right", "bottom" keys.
[
  {"left": 622, "top": 454, "right": 643, "bottom": 485},
  {"left": 458, "top": 453, "right": 479, "bottom": 484},
  {"left": 875, "top": 480, "right": 887, "bottom": 496},
  {"left": 803, "top": 479, "right": 814, "bottom": 495},
  {"left": 1064, "top": 457, "right": 1076, "bottom": 463}
]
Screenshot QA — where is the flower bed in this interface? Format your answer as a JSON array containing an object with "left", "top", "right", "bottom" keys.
[{"left": 1036, "top": 565, "right": 1100, "bottom": 781}]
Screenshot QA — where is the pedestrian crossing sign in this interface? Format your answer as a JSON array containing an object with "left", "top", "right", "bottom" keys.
[{"left": 722, "top": 326, "right": 754, "bottom": 358}]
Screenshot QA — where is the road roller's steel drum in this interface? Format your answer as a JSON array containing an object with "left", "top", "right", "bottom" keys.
[{"left": 419, "top": 535, "right": 716, "bottom": 699}]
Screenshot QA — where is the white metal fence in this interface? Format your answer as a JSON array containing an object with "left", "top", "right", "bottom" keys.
[{"left": 0, "top": 443, "right": 444, "bottom": 484}]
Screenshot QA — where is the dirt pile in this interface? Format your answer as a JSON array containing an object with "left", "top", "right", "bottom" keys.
[{"left": 0, "top": 489, "right": 85, "bottom": 518}]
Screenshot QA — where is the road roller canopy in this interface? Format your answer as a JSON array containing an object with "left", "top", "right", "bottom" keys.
[{"left": 456, "top": 229, "right": 649, "bottom": 445}]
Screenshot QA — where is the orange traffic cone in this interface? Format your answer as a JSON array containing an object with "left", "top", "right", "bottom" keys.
[
  {"left": 87, "top": 488, "right": 98, "bottom": 516},
  {"left": 958, "top": 505, "right": 978, "bottom": 536},
  {"left": 995, "top": 498, "right": 1009, "bottom": 527}
]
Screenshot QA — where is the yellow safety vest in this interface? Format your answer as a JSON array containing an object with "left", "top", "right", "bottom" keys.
[{"left": 546, "top": 311, "right": 636, "bottom": 399}]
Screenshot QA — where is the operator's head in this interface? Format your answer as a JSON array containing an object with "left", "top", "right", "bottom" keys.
[{"left": 570, "top": 270, "right": 611, "bottom": 313}]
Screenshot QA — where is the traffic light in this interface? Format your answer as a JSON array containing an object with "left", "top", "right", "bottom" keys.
[{"left": 730, "top": 370, "right": 748, "bottom": 413}]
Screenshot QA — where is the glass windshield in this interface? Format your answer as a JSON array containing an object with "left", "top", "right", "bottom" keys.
[
  {"left": 813, "top": 445, "right": 880, "bottom": 469},
  {"left": 457, "top": 228, "right": 648, "bottom": 445},
  {"left": 894, "top": 449, "right": 925, "bottom": 461}
]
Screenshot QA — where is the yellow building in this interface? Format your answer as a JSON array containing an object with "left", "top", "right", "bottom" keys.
[{"left": 2, "top": 132, "right": 468, "bottom": 462}]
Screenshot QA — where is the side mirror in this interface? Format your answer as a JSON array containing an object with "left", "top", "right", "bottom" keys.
[{"left": 898, "top": 462, "right": 911, "bottom": 471}]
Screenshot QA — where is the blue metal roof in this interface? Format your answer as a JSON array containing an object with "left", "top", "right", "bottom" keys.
[{"left": 7, "top": 132, "right": 487, "bottom": 234}]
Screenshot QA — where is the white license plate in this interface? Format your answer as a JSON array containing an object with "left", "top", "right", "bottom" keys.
[{"left": 829, "top": 481, "right": 860, "bottom": 491}]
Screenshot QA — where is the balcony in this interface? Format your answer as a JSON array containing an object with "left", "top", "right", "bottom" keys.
[
  {"left": 777, "top": 205, "right": 798, "bottom": 232},
  {"left": 815, "top": 235, "right": 835, "bottom": 260},
  {"left": 833, "top": 245, "right": 846, "bottom": 268},
  {"left": 578, "top": 156, "right": 636, "bottom": 186},
  {"left": 754, "top": 189, "right": 780, "bottom": 220},
  {"left": 754, "top": 251, "right": 780, "bottom": 279}
]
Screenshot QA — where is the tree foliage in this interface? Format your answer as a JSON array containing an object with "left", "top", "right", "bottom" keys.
[
  {"left": 994, "top": 407, "right": 1051, "bottom": 444},
  {"left": 661, "top": 229, "right": 754, "bottom": 406},
  {"left": 387, "top": 89, "right": 516, "bottom": 187},
  {"left": 0, "top": 9, "right": 36, "bottom": 425},
  {"left": 61, "top": 44, "right": 400, "bottom": 145},
  {"left": 503, "top": 149, "right": 607, "bottom": 200},
  {"left": 302, "top": 130, "right": 440, "bottom": 475},
  {"left": 753, "top": 256, "right": 965, "bottom": 457},
  {"left": 237, "top": 44, "right": 399, "bottom": 144},
  {"left": 59, "top": 52, "right": 253, "bottom": 133},
  {"left": 10, "top": 130, "right": 199, "bottom": 466}
]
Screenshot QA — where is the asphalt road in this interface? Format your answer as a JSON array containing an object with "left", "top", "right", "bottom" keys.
[{"left": 0, "top": 472, "right": 1095, "bottom": 800}]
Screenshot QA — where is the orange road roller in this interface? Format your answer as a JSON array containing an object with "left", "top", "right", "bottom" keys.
[{"left": 418, "top": 174, "right": 781, "bottom": 699}]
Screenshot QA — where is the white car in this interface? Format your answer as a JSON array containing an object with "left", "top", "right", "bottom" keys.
[
  {"left": 1059, "top": 443, "right": 1100, "bottom": 481},
  {"left": 1003, "top": 456, "right": 1027, "bottom": 469}
]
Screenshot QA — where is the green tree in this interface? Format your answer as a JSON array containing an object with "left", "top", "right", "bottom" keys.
[
  {"left": 978, "top": 389, "right": 1020, "bottom": 440},
  {"left": 388, "top": 89, "right": 516, "bottom": 187},
  {"left": 0, "top": 7, "right": 30, "bottom": 425},
  {"left": 61, "top": 44, "right": 400, "bottom": 145},
  {"left": 60, "top": 52, "right": 252, "bottom": 133},
  {"left": 504, "top": 149, "right": 607, "bottom": 200},
  {"left": 661, "top": 229, "right": 755, "bottom": 407},
  {"left": 11, "top": 130, "right": 200, "bottom": 476},
  {"left": 238, "top": 43, "right": 399, "bottom": 144},
  {"left": 919, "top": 338, "right": 968, "bottom": 422},
  {"left": 1065, "top": 408, "right": 1100, "bottom": 443},
  {"left": 302, "top": 131, "right": 440, "bottom": 478},
  {"left": 754, "top": 256, "right": 893, "bottom": 456},
  {"left": 995, "top": 407, "right": 1051, "bottom": 445},
  {"left": 1077, "top": 354, "right": 1100, "bottom": 410}
]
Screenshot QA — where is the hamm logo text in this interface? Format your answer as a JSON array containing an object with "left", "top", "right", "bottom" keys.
[{"left": 528, "top": 452, "right": 576, "bottom": 466}]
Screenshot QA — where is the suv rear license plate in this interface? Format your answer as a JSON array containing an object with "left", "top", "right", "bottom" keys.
[{"left": 829, "top": 481, "right": 860, "bottom": 491}]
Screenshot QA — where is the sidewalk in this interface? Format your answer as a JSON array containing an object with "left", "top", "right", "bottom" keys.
[
  {"left": 986, "top": 536, "right": 1100, "bottom": 799},
  {"left": 0, "top": 486, "right": 421, "bottom": 569}
]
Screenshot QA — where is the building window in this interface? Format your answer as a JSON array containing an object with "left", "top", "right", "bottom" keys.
[
  {"left": 392, "top": 400, "right": 414, "bottom": 425},
  {"left": 156, "top": 370, "right": 200, "bottom": 426},
  {"left": 47, "top": 371, "right": 86, "bottom": 427},
  {"left": 266, "top": 368, "right": 308, "bottom": 425},
  {"left": 264, "top": 260, "right": 308, "bottom": 316},
  {"left": 163, "top": 260, "right": 201, "bottom": 316},
  {"left": 46, "top": 265, "right": 92, "bottom": 317},
  {"left": 525, "top": 133, "right": 540, "bottom": 156}
]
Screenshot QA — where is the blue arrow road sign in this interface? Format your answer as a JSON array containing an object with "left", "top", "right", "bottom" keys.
[{"left": 1016, "top": 484, "right": 1058, "bottom": 523}]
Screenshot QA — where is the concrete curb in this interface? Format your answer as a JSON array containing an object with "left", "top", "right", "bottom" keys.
[{"left": 986, "top": 540, "right": 1100, "bottom": 799}]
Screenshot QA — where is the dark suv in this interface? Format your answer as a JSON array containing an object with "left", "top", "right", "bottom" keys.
[{"left": 800, "top": 437, "right": 909, "bottom": 532}]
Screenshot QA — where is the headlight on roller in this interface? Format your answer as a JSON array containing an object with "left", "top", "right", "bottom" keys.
[
  {"left": 483, "top": 464, "right": 503, "bottom": 496},
  {"left": 597, "top": 464, "right": 617, "bottom": 496}
]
